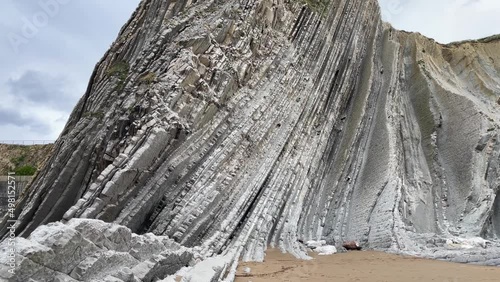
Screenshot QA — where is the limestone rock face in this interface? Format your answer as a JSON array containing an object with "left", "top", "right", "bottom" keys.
[
  {"left": 2, "top": 0, "right": 500, "bottom": 280},
  {"left": 0, "top": 219, "right": 194, "bottom": 282}
]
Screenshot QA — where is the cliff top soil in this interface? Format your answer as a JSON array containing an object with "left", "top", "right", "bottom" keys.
[{"left": 0, "top": 144, "right": 53, "bottom": 175}]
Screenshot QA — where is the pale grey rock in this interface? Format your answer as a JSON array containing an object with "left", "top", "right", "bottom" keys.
[
  {"left": 0, "top": 219, "right": 193, "bottom": 282},
  {"left": 1, "top": 0, "right": 500, "bottom": 281}
]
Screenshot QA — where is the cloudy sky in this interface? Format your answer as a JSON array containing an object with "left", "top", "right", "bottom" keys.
[
  {"left": 378, "top": 0, "right": 500, "bottom": 43},
  {"left": 0, "top": 0, "right": 140, "bottom": 142},
  {"left": 0, "top": 0, "right": 499, "bottom": 142}
]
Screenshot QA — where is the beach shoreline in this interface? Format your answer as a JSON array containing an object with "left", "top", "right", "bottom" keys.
[{"left": 236, "top": 249, "right": 500, "bottom": 282}]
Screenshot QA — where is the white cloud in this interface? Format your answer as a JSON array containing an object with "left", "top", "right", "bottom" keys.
[{"left": 378, "top": 0, "right": 500, "bottom": 43}]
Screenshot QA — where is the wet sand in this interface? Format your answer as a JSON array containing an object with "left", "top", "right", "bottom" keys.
[{"left": 235, "top": 249, "right": 500, "bottom": 282}]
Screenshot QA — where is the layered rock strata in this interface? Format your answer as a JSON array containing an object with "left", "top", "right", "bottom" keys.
[{"left": 2, "top": 0, "right": 500, "bottom": 280}]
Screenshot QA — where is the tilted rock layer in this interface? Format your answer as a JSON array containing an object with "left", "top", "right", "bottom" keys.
[{"left": 2, "top": 0, "right": 500, "bottom": 280}]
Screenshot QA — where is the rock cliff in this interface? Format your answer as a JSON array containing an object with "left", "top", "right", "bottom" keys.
[{"left": 2, "top": 0, "right": 500, "bottom": 280}]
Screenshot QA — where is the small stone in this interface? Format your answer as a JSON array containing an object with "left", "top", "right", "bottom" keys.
[{"left": 342, "top": 241, "right": 362, "bottom": 251}]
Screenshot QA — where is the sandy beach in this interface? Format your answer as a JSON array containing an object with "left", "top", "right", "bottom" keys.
[{"left": 235, "top": 249, "right": 500, "bottom": 282}]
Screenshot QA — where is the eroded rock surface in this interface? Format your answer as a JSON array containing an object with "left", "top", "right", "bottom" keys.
[
  {"left": 2, "top": 0, "right": 500, "bottom": 280},
  {"left": 0, "top": 219, "right": 194, "bottom": 282}
]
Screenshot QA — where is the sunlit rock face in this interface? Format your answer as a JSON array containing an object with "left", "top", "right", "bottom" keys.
[{"left": 2, "top": 0, "right": 500, "bottom": 280}]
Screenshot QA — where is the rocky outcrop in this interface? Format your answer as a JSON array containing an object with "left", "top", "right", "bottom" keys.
[
  {"left": 2, "top": 0, "right": 500, "bottom": 280},
  {"left": 0, "top": 219, "right": 194, "bottom": 282}
]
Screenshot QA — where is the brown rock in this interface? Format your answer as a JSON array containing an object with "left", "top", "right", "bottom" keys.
[{"left": 343, "top": 241, "right": 362, "bottom": 251}]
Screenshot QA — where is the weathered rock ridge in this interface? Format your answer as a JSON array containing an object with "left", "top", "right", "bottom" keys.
[{"left": 2, "top": 0, "right": 500, "bottom": 280}]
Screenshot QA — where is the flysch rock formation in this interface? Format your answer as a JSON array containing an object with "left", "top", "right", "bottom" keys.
[{"left": 2, "top": 0, "right": 500, "bottom": 280}]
